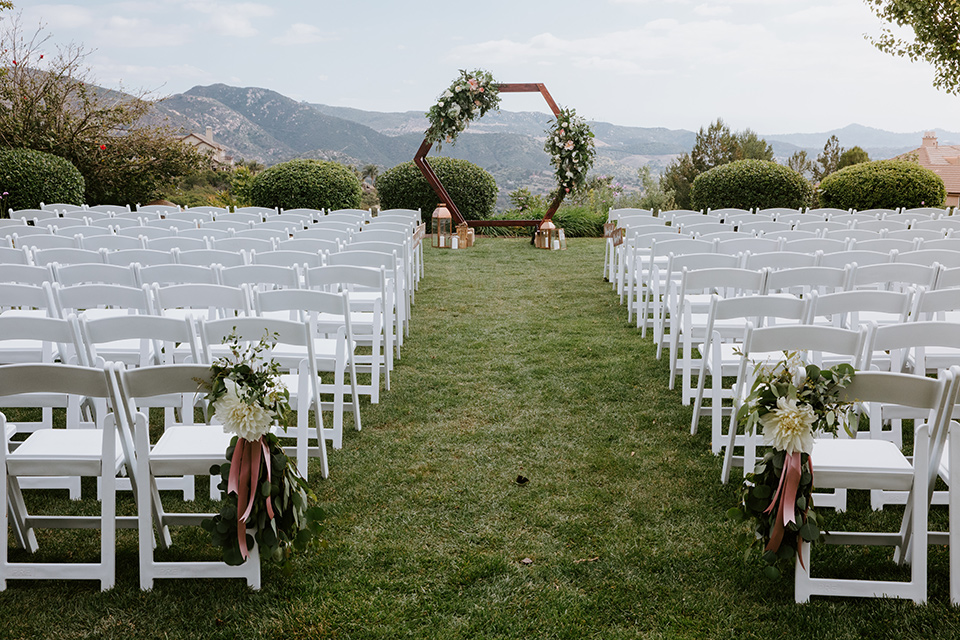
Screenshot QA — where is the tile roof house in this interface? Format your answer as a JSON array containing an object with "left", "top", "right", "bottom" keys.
[
  {"left": 180, "top": 126, "right": 233, "bottom": 166},
  {"left": 896, "top": 131, "right": 960, "bottom": 208}
]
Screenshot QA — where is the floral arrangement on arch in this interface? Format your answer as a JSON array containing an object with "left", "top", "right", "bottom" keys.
[
  {"left": 198, "top": 331, "right": 324, "bottom": 567},
  {"left": 425, "top": 69, "right": 501, "bottom": 148},
  {"left": 727, "top": 352, "right": 856, "bottom": 579},
  {"left": 544, "top": 107, "right": 596, "bottom": 196}
]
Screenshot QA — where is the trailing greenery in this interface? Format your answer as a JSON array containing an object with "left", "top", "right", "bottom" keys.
[
  {"left": 691, "top": 159, "right": 814, "bottom": 211},
  {"left": 818, "top": 159, "right": 946, "bottom": 210},
  {"left": 0, "top": 147, "right": 84, "bottom": 213},
  {"left": 376, "top": 156, "right": 497, "bottom": 227},
  {"left": 248, "top": 159, "right": 362, "bottom": 211}
]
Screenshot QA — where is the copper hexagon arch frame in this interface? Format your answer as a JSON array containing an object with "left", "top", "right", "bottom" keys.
[{"left": 414, "top": 83, "right": 565, "bottom": 230}]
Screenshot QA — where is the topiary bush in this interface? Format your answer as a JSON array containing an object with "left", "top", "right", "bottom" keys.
[
  {"left": 818, "top": 159, "right": 946, "bottom": 210},
  {"left": 691, "top": 159, "right": 813, "bottom": 211},
  {"left": 248, "top": 159, "right": 362, "bottom": 211},
  {"left": 376, "top": 157, "right": 497, "bottom": 229},
  {"left": 0, "top": 148, "right": 85, "bottom": 214}
]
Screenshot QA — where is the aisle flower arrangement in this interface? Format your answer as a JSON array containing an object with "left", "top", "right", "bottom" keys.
[
  {"left": 199, "top": 332, "right": 324, "bottom": 567},
  {"left": 424, "top": 68, "right": 501, "bottom": 148},
  {"left": 727, "top": 352, "right": 856, "bottom": 579},
  {"left": 544, "top": 107, "right": 596, "bottom": 195}
]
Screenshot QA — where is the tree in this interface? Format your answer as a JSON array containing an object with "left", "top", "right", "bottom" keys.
[
  {"left": 813, "top": 135, "right": 843, "bottom": 182},
  {"left": 738, "top": 129, "right": 775, "bottom": 161},
  {"left": 660, "top": 118, "right": 774, "bottom": 209},
  {"left": 787, "top": 150, "right": 814, "bottom": 180},
  {"left": 359, "top": 164, "right": 379, "bottom": 185},
  {"left": 0, "top": 14, "right": 204, "bottom": 204},
  {"left": 637, "top": 165, "right": 675, "bottom": 212},
  {"left": 838, "top": 146, "right": 871, "bottom": 169},
  {"left": 866, "top": 1, "right": 960, "bottom": 94}
]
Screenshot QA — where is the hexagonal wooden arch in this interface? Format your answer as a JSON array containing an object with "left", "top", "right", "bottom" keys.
[{"left": 414, "top": 83, "right": 565, "bottom": 230}]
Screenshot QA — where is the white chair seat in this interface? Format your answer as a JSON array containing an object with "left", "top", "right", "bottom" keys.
[
  {"left": 810, "top": 439, "right": 915, "bottom": 491},
  {"left": 8, "top": 430, "right": 124, "bottom": 477},
  {"left": 148, "top": 425, "right": 232, "bottom": 477}
]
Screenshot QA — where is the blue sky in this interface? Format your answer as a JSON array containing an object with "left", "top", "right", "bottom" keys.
[{"left": 14, "top": 0, "right": 960, "bottom": 134}]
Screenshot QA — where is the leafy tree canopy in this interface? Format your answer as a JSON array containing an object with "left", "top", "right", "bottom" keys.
[
  {"left": 866, "top": 1, "right": 960, "bottom": 94},
  {"left": 0, "top": 12, "right": 204, "bottom": 205},
  {"left": 660, "top": 118, "right": 774, "bottom": 209}
]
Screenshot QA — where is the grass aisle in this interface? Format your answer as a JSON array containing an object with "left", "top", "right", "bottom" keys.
[{"left": 3, "top": 237, "right": 960, "bottom": 639}]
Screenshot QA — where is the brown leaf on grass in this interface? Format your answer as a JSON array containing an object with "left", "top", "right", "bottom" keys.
[
  {"left": 520, "top": 557, "right": 533, "bottom": 565},
  {"left": 574, "top": 556, "right": 600, "bottom": 564}
]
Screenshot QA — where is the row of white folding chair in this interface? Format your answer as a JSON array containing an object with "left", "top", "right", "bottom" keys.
[
  {"left": 5, "top": 243, "right": 338, "bottom": 271},
  {"left": 641, "top": 247, "right": 954, "bottom": 328},
  {"left": 2, "top": 290, "right": 357, "bottom": 469},
  {"left": 3, "top": 261, "right": 393, "bottom": 402},
  {"left": 661, "top": 261, "right": 940, "bottom": 397},
  {"left": 634, "top": 237, "right": 853, "bottom": 337},
  {"left": 362, "top": 219, "right": 424, "bottom": 287},
  {"left": 606, "top": 215, "right": 669, "bottom": 283},
  {"left": 690, "top": 288, "right": 914, "bottom": 453},
  {"left": 715, "top": 341, "right": 959, "bottom": 603}
]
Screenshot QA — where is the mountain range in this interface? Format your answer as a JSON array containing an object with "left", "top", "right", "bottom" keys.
[{"left": 154, "top": 83, "right": 960, "bottom": 197}]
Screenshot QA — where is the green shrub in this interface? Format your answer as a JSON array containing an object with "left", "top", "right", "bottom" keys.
[
  {"left": 818, "top": 159, "right": 946, "bottom": 210},
  {"left": 376, "top": 157, "right": 497, "bottom": 228},
  {"left": 248, "top": 159, "right": 362, "bottom": 211},
  {"left": 691, "top": 159, "right": 813, "bottom": 211},
  {"left": 0, "top": 148, "right": 84, "bottom": 214}
]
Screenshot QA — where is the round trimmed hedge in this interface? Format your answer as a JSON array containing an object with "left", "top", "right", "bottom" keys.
[
  {"left": 248, "top": 159, "right": 362, "bottom": 211},
  {"left": 376, "top": 157, "right": 497, "bottom": 227},
  {"left": 818, "top": 160, "right": 946, "bottom": 210},
  {"left": 691, "top": 159, "right": 813, "bottom": 211},
  {"left": 0, "top": 148, "right": 85, "bottom": 214}
]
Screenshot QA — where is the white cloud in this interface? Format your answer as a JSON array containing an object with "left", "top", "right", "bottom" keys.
[
  {"left": 95, "top": 16, "right": 190, "bottom": 47},
  {"left": 19, "top": 4, "right": 95, "bottom": 30},
  {"left": 693, "top": 4, "right": 732, "bottom": 17},
  {"left": 181, "top": 2, "right": 274, "bottom": 38},
  {"left": 271, "top": 23, "right": 326, "bottom": 45}
]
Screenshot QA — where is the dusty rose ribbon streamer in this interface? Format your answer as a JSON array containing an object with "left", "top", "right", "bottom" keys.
[
  {"left": 227, "top": 436, "right": 275, "bottom": 560},
  {"left": 764, "top": 451, "right": 804, "bottom": 564}
]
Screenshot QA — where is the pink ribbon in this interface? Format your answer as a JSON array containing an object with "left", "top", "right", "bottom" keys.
[
  {"left": 227, "top": 436, "right": 275, "bottom": 560},
  {"left": 764, "top": 451, "right": 804, "bottom": 566}
]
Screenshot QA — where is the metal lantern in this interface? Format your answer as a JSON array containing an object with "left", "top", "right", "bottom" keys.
[
  {"left": 535, "top": 220, "right": 564, "bottom": 250},
  {"left": 432, "top": 203, "right": 453, "bottom": 248}
]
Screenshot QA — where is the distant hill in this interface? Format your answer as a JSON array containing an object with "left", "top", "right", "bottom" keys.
[{"left": 154, "top": 83, "right": 960, "bottom": 204}]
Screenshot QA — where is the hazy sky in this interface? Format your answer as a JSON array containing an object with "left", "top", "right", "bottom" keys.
[{"left": 13, "top": 0, "right": 960, "bottom": 134}]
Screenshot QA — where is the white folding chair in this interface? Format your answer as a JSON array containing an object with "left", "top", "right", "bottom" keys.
[
  {"left": 668, "top": 267, "right": 767, "bottom": 402},
  {"left": 107, "top": 362, "right": 261, "bottom": 590},
  {"left": 795, "top": 367, "right": 959, "bottom": 604},
  {"left": 255, "top": 288, "right": 362, "bottom": 450},
  {"left": 305, "top": 264, "right": 390, "bottom": 391},
  {"left": 720, "top": 324, "right": 868, "bottom": 485},
  {"left": 198, "top": 316, "right": 327, "bottom": 480},
  {"left": 0, "top": 363, "right": 124, "bottom": 591},
  {"left": 690, "top": 294, "right": 809, "bottom": 453}
]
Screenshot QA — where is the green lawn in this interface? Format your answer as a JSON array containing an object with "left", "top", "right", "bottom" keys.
[{"left": 2, "top": 237, "right": 960, "bottom": 639}]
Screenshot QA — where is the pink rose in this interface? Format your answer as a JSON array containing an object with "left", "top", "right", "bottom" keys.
[
  {"left": 564, "top": 140, "right": 575, "bottom": 150},
  {"left": 467, "top": 78, "right": 479, "bottom": 91}
]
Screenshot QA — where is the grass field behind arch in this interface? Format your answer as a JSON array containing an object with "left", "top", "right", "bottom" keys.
[{"left": 3, "top": 237, "right": 960, "bottom": 639}]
